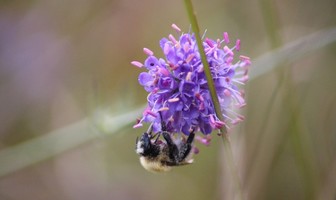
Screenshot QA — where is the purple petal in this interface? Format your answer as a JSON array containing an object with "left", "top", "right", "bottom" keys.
[
  {"left": 138, "top": 72, "right": 154, "bottom": 86},
  {"left": 144, "top": 56, "right": 159, "bottom": 70},
  {"left": 179, "top": 81, "right": 195, "bottom": 97}
]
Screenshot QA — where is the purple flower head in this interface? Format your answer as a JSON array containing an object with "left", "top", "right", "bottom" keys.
[{"left": 132, "top": 24, "right": 250, "bottom": 136}]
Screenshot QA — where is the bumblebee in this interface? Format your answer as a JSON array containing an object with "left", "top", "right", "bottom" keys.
[{"left": 135, "top": 113, "right": 195, "bottom": 172}]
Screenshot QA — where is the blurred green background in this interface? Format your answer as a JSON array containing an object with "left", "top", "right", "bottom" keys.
[{"left": 0, "top": 0, "right": 335, "bottom": 199}]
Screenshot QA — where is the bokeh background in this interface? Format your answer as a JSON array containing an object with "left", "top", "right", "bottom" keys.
[{"left": 0, "top": 0, "right": 335, "bottom": 199}]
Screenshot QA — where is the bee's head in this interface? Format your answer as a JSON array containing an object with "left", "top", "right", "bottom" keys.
[{"left": 135, "top": 132, "right": 152, "bottom": 156}]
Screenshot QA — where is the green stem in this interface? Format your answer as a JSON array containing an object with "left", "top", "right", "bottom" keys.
[
  {"left": 184, "top": 0, "right": 242, "bottom": 198},
  {"left": 184, "top": 0, "right": 227, "bottom": 136}
]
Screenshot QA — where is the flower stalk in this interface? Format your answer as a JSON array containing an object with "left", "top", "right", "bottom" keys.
[
  {"left": 183, "top": 0, "right": 228, "bottom": 136},
  {"left": 184, "top": 0, "right": 243, "bottom": 198}
]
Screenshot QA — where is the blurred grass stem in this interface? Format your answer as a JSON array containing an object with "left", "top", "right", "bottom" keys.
[
  {"left": 247, "top": 1, "right": 318, "bottom": 199},
  {"left": 0, "top": 106, "right": 145, "bottom": 178},
  {"left": 245, "top": 0, "right": 286, "bottom": 193}
]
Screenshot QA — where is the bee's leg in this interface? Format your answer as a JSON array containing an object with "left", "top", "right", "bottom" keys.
[
  {"left": 178, "top": 129, "right": 195, "bottom": 162},
  {"left": 158, "top": 111, "right": 167, "bottom": 131},
  {"left": 186, "top": 128, "right": 195, "bottom": 144},
  {"left": 152, "top": 132, "right": 161, "bottom": 144},
  {"left": 146, "top": 123, "right": 153, "bottom": 135},
  {"left": 162, "top": 131, "right": 179, "bottom": 164},
  {"left": 162, "top": 131, "right": 175, "bottom": 146}
]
